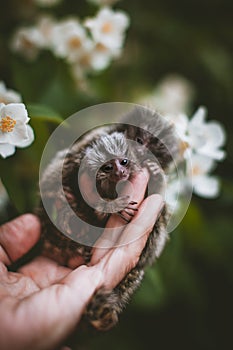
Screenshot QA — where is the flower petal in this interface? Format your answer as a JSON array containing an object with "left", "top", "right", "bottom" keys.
[
  {"left": 1, "top": 103, "right": 29, "bottom": 123},
  {"left": 198, "top": 147, "right": 226, "bottom": 161},
  {"left": 85, "top": 7, "right": 129, "bottom": 50},
  {"left": 191, "top": 153, "right": 216, "bottom": 175},
  {"left": 0, "top": 81, "right": 22, "bottom": 104},
  {"left": 0, "top": 143, "right": 16, "bottom": 158},
  {"left": 189, "top": 106, "right": 206, "bottom": 128},
  {"left": 114, "top": 12, "right": 130, "bottom": 29},
  {"left": 6, "top": 122, "right": 28, "bottom": 145},
  {"left": 193, "top": 175, "right": 220, "bottom": 198},
  {"left": 16, "top": 125, "right": 35, "bottom": 148},
  {"left": 206, "top": 122, "right": 226, "bottom": 147},
  {"left": 188, "top": 107, "right": 226, "bottom": 161}
]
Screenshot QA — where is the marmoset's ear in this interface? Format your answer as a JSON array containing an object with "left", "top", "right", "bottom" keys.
[{"left": 118, "top": 105, "right": 181, "bottom": 166}]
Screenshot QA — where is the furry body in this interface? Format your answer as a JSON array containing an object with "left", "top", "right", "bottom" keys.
[{"left": 38, "top": 107, "right": 179, "bottom": 331}]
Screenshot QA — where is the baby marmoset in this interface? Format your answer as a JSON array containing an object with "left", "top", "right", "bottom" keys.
[
  {"left": 38, "top": 106, "right": 179, "bottom": 331},
  {"left": 39, "top": 128, "right": 139, "bottom": 263}
]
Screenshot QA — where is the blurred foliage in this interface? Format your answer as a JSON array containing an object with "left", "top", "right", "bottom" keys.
[{"left": 0, "top": 0, "right": 233, "bottom": 349}]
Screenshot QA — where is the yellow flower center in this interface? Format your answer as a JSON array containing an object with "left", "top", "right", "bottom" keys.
[
  {"left": 102, "top": 22, "right": 113, "bottom": 34},
  {"left": 95, "top": 43, "right": 107, "bottom": 52},
  {"left": 69, "top": 37, "right": 82, "bottom": 49},
  {"left": 0, "top": 116, "right": 16, "bottom": 133},
  {"left": 192, "top": 165, "right": 201, "bottom": 176},
  {"left": 179, "top": 140, "right": 189, "bottom": 156}
]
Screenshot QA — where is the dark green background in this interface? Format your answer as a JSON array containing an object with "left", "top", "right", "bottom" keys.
[{"left": 0, "top": 1, "right": 232, "bottom": 349}]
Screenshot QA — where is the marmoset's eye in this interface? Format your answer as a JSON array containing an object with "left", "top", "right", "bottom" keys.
[
  {"left": 102, "top": 163, "right": 113, "bottom": 172},
  {"left": 120, "top": 159, "right": 128, "bottom": 166},
  {"left": 136, "top": 137, "right": 144, "bottom": 145}
]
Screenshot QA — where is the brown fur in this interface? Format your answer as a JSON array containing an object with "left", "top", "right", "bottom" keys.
[{"left": 37, "top": 107, "right": 179, "bottom": 331}]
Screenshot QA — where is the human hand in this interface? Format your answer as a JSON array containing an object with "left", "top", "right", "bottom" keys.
[{"left": 0, "top": 174, "right": 164, "bottom": 350}]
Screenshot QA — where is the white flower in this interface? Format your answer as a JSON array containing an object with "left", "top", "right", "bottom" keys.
[
  {"left": 11, "top": 16, "right": 56, "bottom": 60},
  {"left": 187, "top": 107, "right": 226, "bottom": 161},
  {"left": 193, "top": 175, "right": 219, "bottom": 198},
  {"left": 51, "top": 19, "right": 89, "bottom": 62},
  {"left": 0, "top": 81, "right": 22, "bottom": 104},
  {"left": 70, "top": 41, "right": 120, "bottom": 84},
  {"left": 0, "top": 103, "right": 34, "bottom": 158},
  {"left": 85, "top": 7, "right": 130, "bottom": 51},
  {"left": 189, "top": 153, "right": 219, "bottom": 198},
  {"left": 88, "top": 43, "right": 120, "bottom": 70},
  {"left": 34, "top": 0, "right": 62, "bottom": 7},
  {"left": 36, "top": 16, "right": 56, "bottom": 49},
  {"left": 11, "top": 27, "right": 45, "bottom": 60},
  {"left": 166, "top": 106, "right": 226, "bottom": 163},
  {"left": 0, "top": 103, "right": 29, "bottom": 144}
]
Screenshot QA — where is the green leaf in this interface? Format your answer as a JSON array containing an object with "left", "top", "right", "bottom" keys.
[
  {"left": 0, "top": 157, "right": 26, "bottom": 213},
  {"left": 27, "top": 104, "right": 63, "bottom": 124}
]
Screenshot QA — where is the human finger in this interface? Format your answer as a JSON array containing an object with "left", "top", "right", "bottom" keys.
[
  {"left": 0, "top": 214, "right": 41, "bottom": 265},
  {"left": 95, "top": 194, "right": 164, "bottom": 289},
  {"left": 91, "top": 168, "right": 150, "bottom": 264}
]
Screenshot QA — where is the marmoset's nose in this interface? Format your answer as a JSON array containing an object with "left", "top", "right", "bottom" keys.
[{"left": 114, "top": 159, "right": 127, "bottom": 178}]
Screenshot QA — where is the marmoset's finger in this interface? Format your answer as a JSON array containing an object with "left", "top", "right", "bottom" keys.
[
  {"left": 96, "top": 194, "right": 164, "bottom": 289},
  {"left": 91, "top": 168, "right": 149, "bottom": 264},
  {"left": 0, "top": 214, "right": 41, "bottom": 265}
]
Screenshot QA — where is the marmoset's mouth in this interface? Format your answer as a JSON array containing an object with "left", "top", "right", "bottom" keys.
[
  {"left": 121, "top": 173, "right": 129, "bottom": 180},
  {"left": 115, "top": 173, "right": 129, "bottom": 182}
]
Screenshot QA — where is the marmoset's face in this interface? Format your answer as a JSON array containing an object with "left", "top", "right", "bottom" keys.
[{"left": 96, "top": 157, "right": 130, "bottom": 183}]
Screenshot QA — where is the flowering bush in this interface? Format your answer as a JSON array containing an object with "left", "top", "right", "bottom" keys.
[
  {"left": 167, "top": 106, "right": 226, "bottom": 200},
  {"left": 11, "top": 6, "right": 129, "bottom": 84},
  {"left": 139, "top": 76, "right": 226, "bottom": 205}
]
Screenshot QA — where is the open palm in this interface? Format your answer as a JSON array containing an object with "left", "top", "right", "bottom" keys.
[{"left": 0, "top": 172, "right": 163, "bottom": 350}]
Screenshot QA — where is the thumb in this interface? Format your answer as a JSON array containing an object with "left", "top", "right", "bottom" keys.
[{"left": 0, "top": 214, "right": 41, "bottom": 265}]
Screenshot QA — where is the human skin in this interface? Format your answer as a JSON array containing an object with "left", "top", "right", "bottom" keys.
[{"left": 0, "top": 172, "right": 164, "bottom": 350}]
